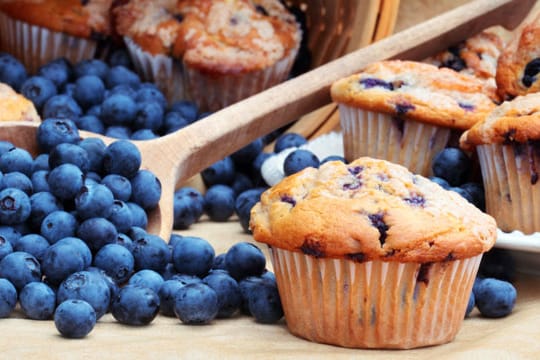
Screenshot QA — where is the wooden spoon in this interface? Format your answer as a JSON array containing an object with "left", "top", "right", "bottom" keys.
[{"left": 0, "top": 0, "right": 534, "bottom": 241}]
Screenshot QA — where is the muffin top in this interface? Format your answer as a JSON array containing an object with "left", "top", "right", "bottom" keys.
[
  {"left": 0, "top": 0, "right": 114, "bottom": 39},
  {"left": 330, "top": 60, "right": 498, "bottom": 130},
  {"left": 460, "top": 92, "right": 540, "bottom": 150},
  {"left": 250, "top": 157, "right": 496, "bottom": 263},
  {"left": 496, "top": 12, "right": 540, "bottom": 101},
  {"left": 113, "top": 0, "right": 301, "bottom": 74},
  {"left": 0, "top": 83, "right": 40, "bottom": 122}
]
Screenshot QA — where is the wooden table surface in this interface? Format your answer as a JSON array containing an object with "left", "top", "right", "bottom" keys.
[{"left": 3, "top": 1, "right": 540, "bottom": 359}]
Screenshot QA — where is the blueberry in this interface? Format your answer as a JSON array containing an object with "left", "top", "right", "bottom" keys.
[
  {"left": 2, "top": 172, "right": 33, "bottom": 195},
  {"left": 0, "top": 251, "right": 41, "bottom": 291},
  {"left": 460, "top": 182, "right": 485, "bottom": 211},
  {"left": 102, "top": 140, "right": 141, "bottom": 179},
  {"left": 133, "top": 101, "right": 164, "bottom": 131},
  {"left": 429, "top": 176, "right": 451, "bottom": 189},
  {"left": 37, "top": 118, "right": 80, "bottom": 153},
  {"left": 107, "top": 200, "right": 133, "bottom": 233},
  {"left": 173, "top": 187, "right": 205, "bottom": 230},
  {"left": 203, "top": 270, "right": 242, "bottom": 318},
  {"left": 75, "top": 183, "right": 114, "bottom": 219},
  {"left": 450, "top": 186, "right": 474, "bottom": 203},
  {"left": 160, "top": 262, "right": 178, "bottom": 280},
  {"left": 130, "top": 233, "right": 169, "bottom": 272},
  {"left": 101, "top": 93, "right": 137, "bottom": 126},
  {"left": 134, "top": 87, "right": 168, "bottom": 110},
  {"left": 158, "top": 279, "right": 185, "bottom": 317},
  {"left": 105, "top": 125, "right": 132, "bottom": 139},
  {"left": 29, "top": 191, "right": 63, "bottom": 231},
  {"left": 75, "top": 114, "right": 106, "bottom": 135},
  {"left": 48, "top": 143, "right": 89, "bottom": 172},
  {"left": 101, "top": 174, "right": 132, "bottom": 202},
  {"left": 0, "top": 278, "right": 17, "bottom": 317},
  {"left": 105, "top": 65, "right": 141, "bottom": 89},
  {"left": 204, "top": 184, "right": 235, "bottom": 222},
  {"left": 86, "top": 104, "right": 102, "bottom": 117},
  {"left": 128, "top": 269, "right": 165, "bottom": 294},
  {"left": 231, "top": 172, "right": 254, "bottom": 196},
  {"left": 0, "top": 140, "right": 14, "bottom": 156},
  {"left": 115, "top": 233, "right": 134, "bottom": 252},
  {"left": 19, "top": 282, "right": 56, "bottom": 320},
  {"left": 111, "top": 284, "right": 160, "bottom": 326},
  {"left": 201, "top": 157, "right": 235, "bottom": 187},
  {"left": 231, "top": 138, "right": 264, "bottom": 165},
  {"left": 0, "top": 187, "right": 31, "bottom": 224},
  {"left": 163, "top": 111, "right": 189, "bottom": 134},
  {"left": 473, "top": 278, "right": 517, "bottom": 318},
  {"left": 174, "top": 282, "right": 219, "bottom": 325},
  {"left": 73, "top": 75, "right": 106, "bottom": 110},
  {"left": 94, "top": 244, "right": 135, "bottom": 284},
  {"left": 0, "top": 52, "right": 27, "bottom": 91},
  {"left": 73, "top": 59, "right": 109, "bottom": 80},
  {"left": 130, "top": 129, "right": 158, "bottom": 140},
  {"left": 212, "top": 253, "right": 227, "bottom": 271},
  {"left": 234, "top": 188, "right": 265, "bottom": 233},
  {"left": 170, "top": 274, "right": 202, "bottom": 286},
  {"left": 283, "top": 149, "right": 320, "bottom": 176},
  {"left": 107, "top": 49, "right": 133, "bottom": 69},
  {"left": 0, "top": 147, "right": 33, "bottom": 176},
  {"left": 168, "top": 100, "right": 198, "bottom": 123},
  {"left": 0, "top": 234, "right": 13, "bottom": 261},
  {"left": 127, "top": 202, "right": 148, "bottom": 229},
  {"left": 40, "top": 210, "right": 78, "bottom": 244},
  {"left": 172, "top": 236, "right": 215, "bottom": 277},
  {"left": 20, "top": 76, "right": 58, "bottom": 111},
  {"left": 54, "top": 299, "right": 96, "bottom": 338},
  {"left": 32, "top": 153, "right": 50, "bottom": 172},
  {"left": 246, "top": 277, "right": 283, "bottom": 324},
  {"left": 42, "top": 94, "right": 83, "bottom": 120},
  {"left": 57, "top": 270, "right": 111, "bottom": 319},
  {"left": 41, "top": 239, "right": 88, "bottom": 286},
  {"left": 78, "top": 137, "right": 106, "bottom": 173},
  {"left": 465, "top": 291, "right": 475, "bottom": 317},
  {"left": 55, "top": 237, "right": 93, "bottom": 269},
  {"left": 37, "top": 58, "right": 72, "bottom": 90},
  {"left": 130, "top": 170, "right": 161, "bottom": 210},
  {"left": 225, "top": 242, "right": 266, "bottom": 280},
  {"left": 77, "top": 217, "right": 118, "bottom": 253},
  {"left": 432, "top": 148, "right": 472, "bottom": 186},
  {"left": 12, "top": 233, "right": 49, "bottom": 261},
  {"left": 274, "top": 133, "right": 307, "bottom": 153},
  {"left": 87, "top": 266, "right": 120, "bottom": 306}
]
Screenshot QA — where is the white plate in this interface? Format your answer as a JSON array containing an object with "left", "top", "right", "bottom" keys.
[{"left": 496, "top": 230, "right": 540, "bottom": 253}]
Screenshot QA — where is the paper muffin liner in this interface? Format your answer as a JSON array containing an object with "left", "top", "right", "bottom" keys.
[
  {"left": 125, "top": 36, "right": 298, "bottom": 112},
  {"left": 0, "top": 12, "right": 103, "bottom": 74},
  {"left": 338, "top": 105, "right": 452, "bottom": 177},
  {"left": 269, "top": 247, "right": 482, "bottom": 349},
  {"left": 477, "top": 143, "right": 540, "bottom": 234}
]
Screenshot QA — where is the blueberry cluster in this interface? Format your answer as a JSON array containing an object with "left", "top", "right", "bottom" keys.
[
  {"left": 465, "top": 277, "right": 517, "bottom": 318},
  {"left": 0, "top": 51, "right": 205, "bottom": 140}
]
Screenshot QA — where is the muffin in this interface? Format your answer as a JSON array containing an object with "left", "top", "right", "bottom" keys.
[
  {"left": 0, "top": 83, "right": 40, "bottom": 122},
  {"left": 496, "top": 11, "right": 540, "bottom": 101},
  {"left": 0, "top": 0, "right": 114, "bottom": 73},
  {"left": 460, "top": 92, "right": 540, "bottom": 234},
  {"left": 424, "top": 28, "right": 508, "bottom": 99},
  {"left": 250, "top": 156, "right": 497, "bottom": 349},
  {"left": 330, "top": 60, "right": 498, "bottom": 177},
  {"left": 113, "top": 0, "right": 302, "bottom": 111}
]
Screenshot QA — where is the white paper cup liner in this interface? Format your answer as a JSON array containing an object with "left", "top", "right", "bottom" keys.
[
  {"left": 124, "top": 37, "right": 187, "bottom": 103},
  {"left": 0, "top": 12, "right": 100, "bottom": 74},
  {"left": 339, "top": 105, "right": 452, "bottom": 177},
  {"left": 269, "top": 247, "right": 481, "bottom": 349},
  {"left": 477, "top": 143, "right": 540, "bottom": 234}
]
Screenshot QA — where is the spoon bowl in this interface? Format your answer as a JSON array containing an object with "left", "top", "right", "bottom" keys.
[{"left": 0, "top": 0, "right": 534, "bottom": 241}]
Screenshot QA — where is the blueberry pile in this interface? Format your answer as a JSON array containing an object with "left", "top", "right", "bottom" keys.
[
  {"left": 0, "top": 120, "right": 282, "bottom": 338},
  {"left": 0, "top": 51, "right": 206, "bottom": 140}
]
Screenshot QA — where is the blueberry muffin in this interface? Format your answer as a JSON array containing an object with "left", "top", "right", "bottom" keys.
[
  {"left": 496, "top": 12, "right": 540, "bottom": 101},
  {"left": 113, "top": 0, "right": 302, "bottom": 110},
  {"left": 250, "top": 156, "right": 496, "bottom": 349},
  {"left": 0, "top": 0, "right": 114, "bottom": 73},
  {"left": 424, "top": 28, "right": 507, "bottom": 99},
  {"left": 0, "top": 83, "right": 40, "bottom": 122},
  {"left": 330, "top": 60, "right": 498, "bottom": 177},
  {"left": 460, "top": 92, "right": 540, "bottom": 234}
]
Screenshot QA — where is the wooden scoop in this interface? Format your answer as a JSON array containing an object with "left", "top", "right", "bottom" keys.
[{"left": 0, "top": 0, "right": 534, "bottom": 241}]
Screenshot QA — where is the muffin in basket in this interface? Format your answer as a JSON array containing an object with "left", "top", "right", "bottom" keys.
[
  {"left": 460, "top": 92, "right": 540, "bottom": 234},
  {"left": 249, "top": 156, "right": 497, "bottom": 349},
  {"left": 330, "top": 60, "right": 498, "bottom": 177},
  {"left": 113, "top": 0, "right": 302, "bottom": 111},
  {"left": 496, "top": 11, "right": 540, "bottom": 101},
  {"left": 0, "top": 0, "right": 114, "bottom": 74},
  {"left": 0, "top": 83, "right": 40, "bottom": 122}
]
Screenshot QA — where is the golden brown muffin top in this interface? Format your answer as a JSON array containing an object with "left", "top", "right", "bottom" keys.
[
  {"left": 460, "top": 92, "right": 540, "bottom": 150},
  {"left": 0, "top": 83, "right": 40, "bottom": 122},
  {"left": 0, "top": 0, "right": 113, "bottom": 38},
  {"left": 330, "top": 60, "right": 498, "bottom": 130},
  {"left": 496, "top": 12, "right": 540, "bottom": 101},
  {"left": 113, "top": 0, "right": 301, "bottom": 74},
  {"left": 250, "top": 157, "right": 497, "bottom": 263}
]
